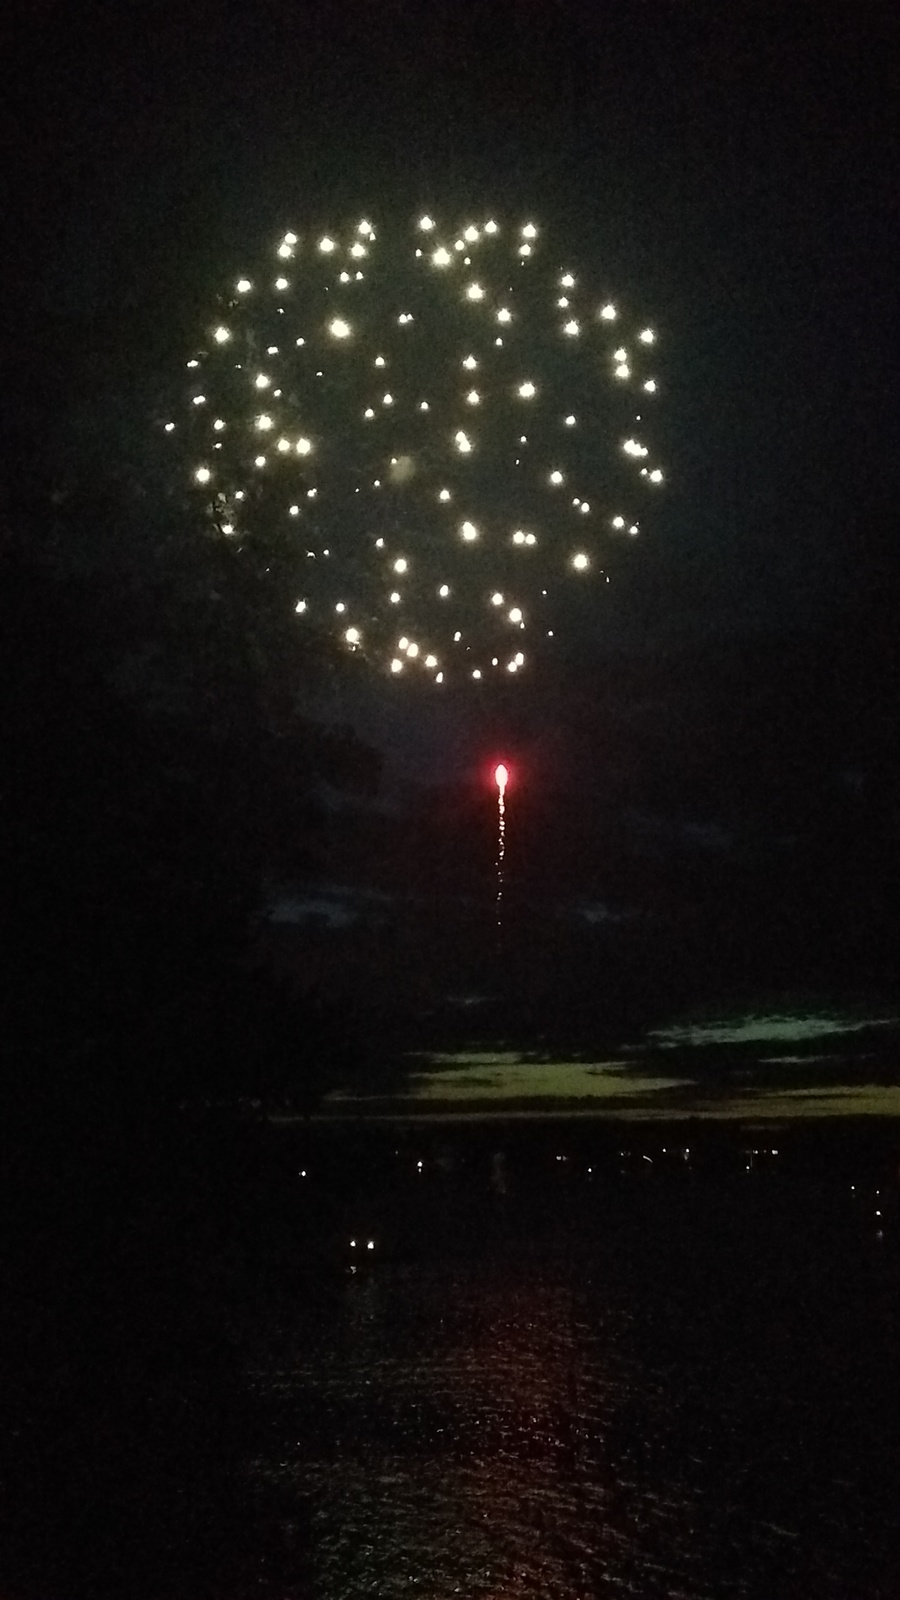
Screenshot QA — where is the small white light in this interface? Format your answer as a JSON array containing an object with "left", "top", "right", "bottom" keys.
[
  {"left": 406, "top": 642, "right": 419, "bottom": 658},
  {"left": 254, "top": 455, "right": 266, "bottom": 468},
  {"left": 508, "top": 607, "right": 523, "bottom": 623},
  {"left": 438, "top": 584, "right": 450, "bottom": 597},
  {"left": 518, "top": 243, "right": 532, "bottom": 257},
  {"left": 560, "top": 273, "right": 575, "bottom": 288},
  {"left": 329, "top": 317, "right": 351, "bottom": 339},
  {"left": 562, "top": 320, "right": 580, "bottom": 336},
  {"left": 600, "top": 303, "right": 617, "bottom": 320},
  {"left": 364, "top": 407, "right": 375, "bottom": 418},
  {"left": 649, "top": 468, "right": 664, "bottom": 483},
  {"left": 639, "top": 328, "right": 656, "bottom": 343},
  {"left": 191, "top": 393, "right": 205, "bottom": 404},
  {"left": 295, "top": 600, "right": 307, "bottom": 613},
  {"left": 255, "top": 414, "right": 273, "bottom": 430},
  {"left": 438, "top": 488, "right": 451, "bottom": 501},
  {"left": 213, "top": 326, "right": 230, "bottom": 343},
  {"left": 296, "top": 437, "right": 312, "bottom": 454},
  {"left": 389, "top": 591, "right": 401, "bottom": 603},
  {"left": 394, "top": 558, "right": 408, "bottom": 573},
  {"left": 254, "top": 373, "right": 270, "bottom": 389},
  {"left": 485, "top": 219, "right": 498, "bottom": 234},
  {"left": 350, "top": 242, "right": 367, "bottom": 259},
  {"left": 383, "top": 393, "right": 394, "bottom": 406},
  {"left": 472, "top": 669, "right": 482, "bottom": 679},
  {"left": 164, "top": 422, "right": 175, "bottom": 433},
  {"left": 454, "top": 431, "right": 472, "bottom": 453},
  {"left": 318, "top": 236, "right": 336, "bottom": 253},
  {"left": 335, "top": 602, "right": 346, "bottom": 614},
  {"left": 391, "top": 658, "right": 403, "bottom": 673},
  {"left": 289, "top": 504, "right": 300, "bottom": 516},
  {"left": 564, "top": 415, "right": 576, "bottom": 426},
  {"left": 615, "top": 364, "right": 630, "bottom": 379},
  {"left": 236, "top": 278, "right": 252, "bottom": 294},
  {"left": 572, "top": 552, "right": 590, "bottom": 570},
  {"left": 221, "top": 522, "right": 234, "bottom": 535},
  {"left": 465, "top": 282, "right": 485, "bottom": 301},
  {"left": 517, "top": 381, "right": 536, "bottom": 399},
  {"left": 512, "top": 530, "right": 525, "bottom": 545},
  {"left": 612, "top": 515, "right": 625, "bottom": 529},
  {"left": 277, "top": 243, "right": 293, "bottom": 260},
  {"left": 549, "top": 469, "right": 564, "bottom": 485},
  {"left": 275, "top": 276, "right": 289, "bottom": 291},
  {"left": 461, "top": 521, "right": 478, "bottom": 540},
  {"left": 497, "top": 307, "right": 512, "bottom": 324},
  {"left": 213, "top": 419, "right": 225, "bottom": 432},
  {"left": 345, "top": 627, "right": 360, "bottom": 644},
  {"left": 432, "top": 247, "right": 452, "bottom": 267},
  {"left": 466, "top": 389, "right": 480, "bottom": 405},
  {"left": 491, "top": 592, "right": 504, "bottom": 606},
  {"left": 418, "top": 215, "right": 435, "bottom": 231},
  {"left": 419, "top": 400, "right": 429, "bottom": 411},
  {"left": 463, "top": 355, "right": 478, "bottom": 370},
  {"left": 194, "top": 466, "right": 211, "bottom": 485},
  {"left": 644, "top": 379, "right": 657, "bottom": 393}
]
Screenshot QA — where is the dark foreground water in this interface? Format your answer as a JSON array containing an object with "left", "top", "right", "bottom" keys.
[{"left": 245, "top": 1135, "right": 900, "bottom": 1599}]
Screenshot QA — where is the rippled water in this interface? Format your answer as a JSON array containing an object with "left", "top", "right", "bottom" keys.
[{"left": 247, "top": 1170, "right": 900, "bottom": 1598}]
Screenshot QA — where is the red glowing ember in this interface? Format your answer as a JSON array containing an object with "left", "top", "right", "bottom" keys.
[{"left": 494, "top": 763, "right": 510, "bottom": 793}]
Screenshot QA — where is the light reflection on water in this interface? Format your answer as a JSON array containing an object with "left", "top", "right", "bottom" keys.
[{"left": 249, "top": 1195, "right": 900, "bottom": 1598}]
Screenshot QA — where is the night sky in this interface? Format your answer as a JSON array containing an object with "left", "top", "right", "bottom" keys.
[{"left": 4, "top": 0, "right": 900, "bottom": 1001}]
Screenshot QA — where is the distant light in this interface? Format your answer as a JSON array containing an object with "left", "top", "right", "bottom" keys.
[
  {"left": 562, "top": 320, "right": 580, "bottom": 336},
  {"left": 438, "top": 583, "right": 450, "bottom": 597},
  {"left": 275, "top": 276, "right": 289, "bottom": 290},
  {"left": 254, "top": 455, "right": 266, "bottom": 468},
  {"left": 518, "top": 243, "right": 532, "bottom": 257},
  {"left": 463, "top": 224, "right": 480, "bottom": 243},
  {"left": 454, "top": 430, "right": 472, "bottom": 453},
  {"left": 164, "top": 422, "right": 175, "bottom": 432},
  {"left": 460, "top": 521, "right": 478, "bottom": 540},
  {"left": 255, "top": 413, "right": 273, "bottom": 430},
  {"left": 549, "top": 469, "right": 564, "bottom": 485},
  {"left": 649, "top": 468, "right": 664, "bottom": 483},
  {"left": 495, "top": 763, "right": 509, "bottom": 791},
  {"left": 191, "top": 394, "right": 206, "bottom": 405},
  {"left": 418, "top": 215, "right": 435, "bottom": 231},
  {"left": 560, "top": 273, "right": 575, "bottom": 288},
  {"left": 364, "top": 407, "right": 375, "bottom": 418},
  {"left": 425, "top": 654, "right": 438, "bottom": 669},
  {"left": 497, "top": 307, "right": 512, "bottom": 324},
  {"left": 491, "top": 592, "right": 504, "bottom": 606},
  {"left": 329, "top": 317, "right": 352, "bottom": 338},
  {"left": 345, "top": 627, "right": 361, "bottom": 644},
  {"left": 522, "top": 222, "right": 537, "bottom": 239},
  {"left": 277, "top": 242, "right": 293, "bottom": 259},
  {"left": 644, "top": 379, "right": 657, "bottom": 393},
  {"left": 612, "top": 515, "right": 625, "bottom": 529},
  {"left": 472, "top": 669, "right": 482, "bottom": 679},
  {"left": 383, "top": 393, "right": 394, "bottom": 406},
  {"left": 318, "top": 236, "right": 336, "bottom": 253},
  {"left": 485, "top": 219, "right": 498, "bottom": 234},
  {"left": 350, "top": 242, "right": 367, "bottom": 259},
  {"left": 295, "top": 600, "right": 307, "bottom": 613},
  {"left": 406, "top": 642, "right": 419, "bottom": 658},
  {"left": 419, "top": 400, "right": 430, "bottom": 411},
  {"left": 465, "top": 282, "right": 485, "bottom": 301},
  {"left": 466, "top": 389, "right": 480, "bottom": 405},
  {"left": 572, "top": 552, "right": 590, "bottom": 570},
  {"left": 432, "top": 247, "right": 452, "bottom": 267},
  {"left": 508, "top": 607, "right": 523, "bottom": 623},
  {"left": 295, "top": 437, "right": 312, "bottom": 454},
  {"left": 517, "top": 381, "right": 536, "bottom": 399},
  {"left": 391, "top": 658, "right": 403, "bottom": 673},
  {"left": 194, "top": 466, "right": 211, "bottom": 484},
  {"left": 463, "top": 355, "right": 478, "bottom": 370},
  {"left": 564, "top": 414, "right": 576, "bottom": 426},
  {"left": 254, "top": 374, "right": 270, "bottom": 389},
  {"left": 438, "top": 488, "right": 451, "bottom": 501},
  {"left": 389, "top": 591, "right": 401, "bottom": 603},
  {"left": 236, "top": 278, "right": 252, "bottom": 293},
  {"left": 335, "top": 602, "right": 346, "bottom": 614},
  {"left": 600, "top": 302, "right": 617, "bottom": 320},
  {"left": 615, "top": 364, "right": 630, "bottom": 379},
  {"left": 213, "top": 325, "right": 230, "bottom": 343},
  {"left": 639, "top": 328, "right": 656, "bottom": 343},
  {"left": 393, "top": 558, "right": 408, "bottom": 573}
]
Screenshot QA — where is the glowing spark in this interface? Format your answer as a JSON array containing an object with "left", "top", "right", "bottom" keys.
[
  {"left": 454, "top": 431, "right": 473, "bottom": 453},
  {"left": 432, "top": 247, "right": 452, "bottom": 267},
  {"left": 460, "top": 521, "right": 479, "bottom": 541},
  {"left": 517, "top": 381, "right": 536, "bottom": 398},
  {"left": 572, "top": 552, "right": 590, "bottom": 570},
  {"left": 213, "top": 326, "right": 231, "bottom": 343},
  {"left": 236, "top": 278, "right": 252, "bottom": 293},
  {"left": 318, "top": 236, "right": 336, "bottom": 253},
  {"left": 329, "top": 318, "right": 352, "bottom": 338},
  {"left": 600, "top": 302, "right": 617, "bottom": 320},
  {"left": 194, "top": 466, "right": 211, "bottom": 484}
]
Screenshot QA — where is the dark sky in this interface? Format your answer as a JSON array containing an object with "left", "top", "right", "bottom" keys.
[{"left": 4, "top": 0, "right": 898, "bottom": 643}]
